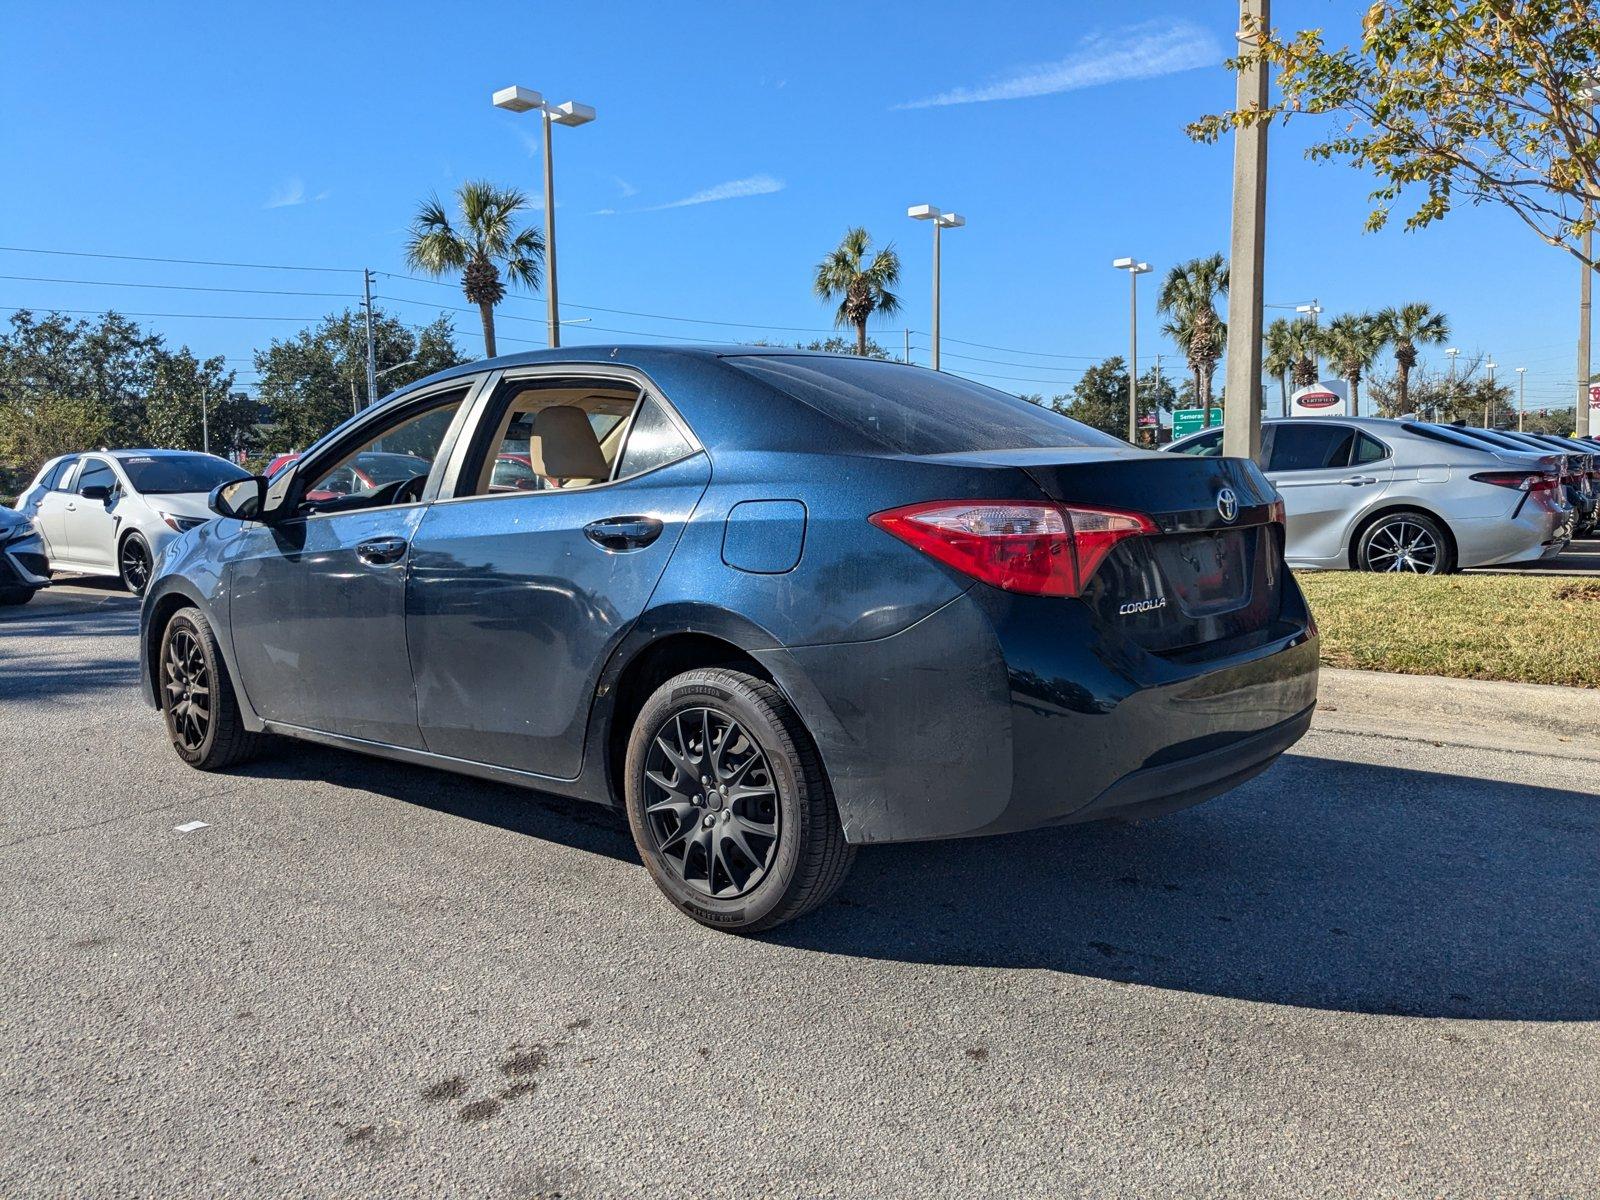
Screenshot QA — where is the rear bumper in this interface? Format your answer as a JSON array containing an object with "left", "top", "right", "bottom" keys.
[
  {"left": 763, "top": 579, "right": 1319, "bottom": 845},
  {"left": 1454, "top": 503, "right": 1572, "bottom": 568}
]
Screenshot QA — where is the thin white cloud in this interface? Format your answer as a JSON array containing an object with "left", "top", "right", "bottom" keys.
[
  {"left": 593, "top": 207, "right": 618, "bottom": 216},
  {"left": 641, "top": 174, "right": 785, "bottom": 211},
  {"left": 264, "top": 178, "right": 306, "bottom": 208},
  {"left": 613, "top": 176, "right": 638, "bottom": 198},
  {"left": 896, "top": 19, "right": 1221, "bottom": 110}
]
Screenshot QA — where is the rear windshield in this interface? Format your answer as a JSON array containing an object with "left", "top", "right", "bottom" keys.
[
  {"left": 119, "top": 454, "right": 248, "bottom": 494},
  {"left": 727, "top": 355, "right": 1126, "bottom": 455}
]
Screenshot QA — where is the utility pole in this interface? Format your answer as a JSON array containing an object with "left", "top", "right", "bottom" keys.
[
  {"left": 1516, "top": 366, "right": 1526, "bottom": 430},
  {"left": 363, "top": 268, "right": 378, "bottom": 409},
  {"left": 201, "top": 385, "right": 209, "bottom": 456},
  {"left": 1223, "top": 0, "right": 1269, "bottom": 461},
  {"left": 1581, "top": 201, "right": 1593, "bottom": 438},
  {"left": 904, "top": 328, "right": 910, "bottom": 364}
]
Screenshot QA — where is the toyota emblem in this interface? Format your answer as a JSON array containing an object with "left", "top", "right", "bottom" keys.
[{"left": 1216, "top": 487, "right": 1239, "bottom": 523}]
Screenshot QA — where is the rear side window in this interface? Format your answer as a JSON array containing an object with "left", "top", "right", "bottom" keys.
[
  {"left": 727, "top": 355, "right": 1126, "bottom": 455},
  {"left": 1170, "top": 429, "right": 1223, "bottom": 457},
  {"left": 615, "top": 396, "right": 694, "bottom": 479},
  {"left": 1266, "top": 423, "right": 1355, "bottom": 472},
  {"left": 40, "top": 458, "right": 71, "bottom": 490},
  {"left": 1352, "top": 433, "right": 1390, "bottom": 465}
]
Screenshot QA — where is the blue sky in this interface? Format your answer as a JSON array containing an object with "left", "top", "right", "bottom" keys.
[{"left": 0, "top": 0, "right": 1586, "bottom": 413}]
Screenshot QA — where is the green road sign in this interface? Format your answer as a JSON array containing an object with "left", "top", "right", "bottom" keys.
[{"left": 1171, "top": 408, "right": 1224, "bottom": 440}]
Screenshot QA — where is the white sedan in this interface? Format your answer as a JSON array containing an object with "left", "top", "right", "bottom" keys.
[{"left": 16, "top": 450, "right": 248, "bottom": 594}]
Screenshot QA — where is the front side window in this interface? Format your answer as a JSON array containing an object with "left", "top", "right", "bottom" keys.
[
  {"left": 300, "top": 389, "right": 467, "bottom": 513},
  {"left": 1266, "top": 423, "right": 1356, "bottom": 472},
  {"left": 463, "top": 377, "right": 692, "bottom": 496},
  {"left": 75, "top": 458, "right": 118, "bottom": 496},
  {"left": 119, "top": 453, "right": 248, "bottom": 495}
]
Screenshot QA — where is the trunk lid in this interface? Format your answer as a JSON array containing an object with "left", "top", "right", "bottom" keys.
[{"left": 1011, "top": 450, "right": 1287, "bottom": 655}]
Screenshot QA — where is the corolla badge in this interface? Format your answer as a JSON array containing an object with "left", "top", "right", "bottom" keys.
[
  {"left": 1216, "top": 486, "right": 1239, "bottom": 523},
  {"left": 1118, "top": 596, "right": 1168, "bottom": 616}
]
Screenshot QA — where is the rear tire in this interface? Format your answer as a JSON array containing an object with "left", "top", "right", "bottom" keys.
[
  {"left": 1355, "top": 511, "right": 1454, "bottom": 574},
  {"left": 158, "top": 607, "right": 261, "bottom": 770},
  {"left": 624, "top": 668, "right": 854, "bottom": 934}
]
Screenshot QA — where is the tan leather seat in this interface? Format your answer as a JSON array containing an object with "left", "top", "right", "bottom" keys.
[{"left": 531, "top": 405, "right": 610, "bottom": 487}]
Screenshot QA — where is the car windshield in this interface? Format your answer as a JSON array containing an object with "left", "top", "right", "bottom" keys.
[
  {"left": 354, "top": 452, "right": 430, "bottom": 485},
  {"left": 727, "top": 355, "right": 1127, "bottom": 455},
  {"left": 119, "top": 454, "right": 249, "bottom": 494}
]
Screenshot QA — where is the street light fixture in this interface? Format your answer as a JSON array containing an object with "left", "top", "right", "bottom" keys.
[
  {"left": 375, "top": 359, "right": 417, "bottom": 382},
  {"left": 1112, "top": 258, "right": 1152, "bottom": 443},
  {"left": 493, "top": 85, "right": 596, "bottom": 350},
  {"left": 1295, "top": 301, "right": 1324, "bottom": 376},
  {"left": 908, "top": 205, "right": 964, "bottom": 371}
]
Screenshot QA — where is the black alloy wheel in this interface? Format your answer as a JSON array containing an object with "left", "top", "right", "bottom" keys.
[
  {"left": 163, "top": 622, "right": 212, "bottom": 754},
  {"left": 120, "top": 534, "right": 152, "bottom": 594},
  {"left": 624, "top": 668, "right": 854, "bottom": 933},
  {"left": 158, "top": 608, "right": 262, "bottom": 770},
  {"left": 643, "top": 706, "right": 781, "bottom": 899}
]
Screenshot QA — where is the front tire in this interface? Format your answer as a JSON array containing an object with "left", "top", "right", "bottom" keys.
[
  {"left": 120, "top": 532, "right": 152, "bottom": 595},
  {"left": 624, "top": 668, "right": 854, "bottom": 933},
  {"left": 1356, "top": 511, "right": 1454, "bottom": 574},
  {"left": 159, "top": 607, "right": 261, "bottom": 770}
]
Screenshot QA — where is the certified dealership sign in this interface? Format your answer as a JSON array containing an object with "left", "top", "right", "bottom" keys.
[{"left": 1291, "top": 381, "right": 1350, "bottom": 417}]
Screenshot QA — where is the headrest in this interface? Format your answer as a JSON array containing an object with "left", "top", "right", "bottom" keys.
[{"left": 530, "top": 406, "right": 609, "bottom": 480}]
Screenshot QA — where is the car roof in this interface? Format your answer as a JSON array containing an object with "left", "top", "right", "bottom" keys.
[{"left": 105, "top": 448, "right": 214, "bottom": 460}]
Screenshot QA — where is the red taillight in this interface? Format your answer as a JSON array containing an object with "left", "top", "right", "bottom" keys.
[
  {"left": 868, "top": 500, "right": 1156, "bottom": 597},
  {"left": 1268, "top": 497, "right": 1286, "bottom": 525},
  {"left": 1470, "top": 471, "right": 1559, "bottom": 494}
]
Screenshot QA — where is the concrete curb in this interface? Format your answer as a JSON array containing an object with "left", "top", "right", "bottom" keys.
[{"left": 1312, "top": 667, "right": 1600, "bottom": 763}]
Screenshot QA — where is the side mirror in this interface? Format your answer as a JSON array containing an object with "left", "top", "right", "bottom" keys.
[
  {"left": 210, "top": 476, "right": 269, "bottom": 521},
  {"left": 80, "top": 484, "right": 113, "bottom": 502}
]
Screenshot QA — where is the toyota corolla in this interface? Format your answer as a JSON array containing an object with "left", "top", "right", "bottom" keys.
[{"left": 140, "top": 347, "right": 1319, "bottom": 932}]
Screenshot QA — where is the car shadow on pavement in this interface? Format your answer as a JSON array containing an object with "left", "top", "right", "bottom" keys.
[
  {"left": 235, "top": 743, "right": 640, "bottom": 866},
  {"left": 776, "top": 751, "right": 1600, "bottom": 1022}
]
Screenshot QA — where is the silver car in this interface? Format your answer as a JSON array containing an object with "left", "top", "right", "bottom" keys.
[
  {"left": 1165, "top": 417, "right": 1572, "bottom": 573},
  {"left": 16, "top": 450, "right": 248, "bottom": 594}
]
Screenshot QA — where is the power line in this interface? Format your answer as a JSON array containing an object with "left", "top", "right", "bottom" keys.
[
  {"left": 0, "top": 305, "right": 324, "bottom": 323},
  {"left": 0, "top": 272, "right": 358, "bottom": 298},
  {"left": 0, "top": 245, "right": 356, "bottom": 274}
]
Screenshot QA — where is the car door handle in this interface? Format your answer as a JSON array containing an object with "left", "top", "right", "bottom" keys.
[
  {"left": 355, "top": 536, "right": 409, "bottom": 565},
  {"left": 64, "top": 501, "right": 77, "bottom": 511},
  {"left": 584, "top": 516, "right": 664, "bottom": 552},
  {"left": 1339, "top": 475, "right": 1378, "bottom": 486}
]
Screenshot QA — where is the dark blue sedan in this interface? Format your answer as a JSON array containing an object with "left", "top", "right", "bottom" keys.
[{"left": 140, "top": 347, "right": 1318, "bottom": 932}]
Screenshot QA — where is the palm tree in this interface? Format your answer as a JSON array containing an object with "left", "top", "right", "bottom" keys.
[
  {"left": 814, "top": 227, "right": 901, "bottom": 356},
  {"left": 1322, "top": 312, "right": 1387, "bottom": 416},
  {"left": 1263, "top": 318, "right": 1297, "bottom": 417},
  {"left": 1375, "top": 302, "right": 1450, "bottom": 415},
  {"left": 1285, "top": 320, "right": 1323, "bottom": 390},
  {"left": 406, "top": 181, "right": 544, "bottom": 358},
  {"left": 1156, "top": 254, "right": 1229, "bottom": 426}
]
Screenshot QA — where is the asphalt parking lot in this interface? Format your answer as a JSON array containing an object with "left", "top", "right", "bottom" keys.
[{"left": 2, "top": 583, "right": 1597, "bottom": 1198}]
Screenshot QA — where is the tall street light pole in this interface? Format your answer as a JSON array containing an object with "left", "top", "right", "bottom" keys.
[
  {"left": 1581, "top": 203, "right": 1593, "bottom": 438},
  {"left": 362, "top": 268, "right": 378, "bottom": 408},
  {"left": 1516, "top": 366, "right": 1526, "bottom": 430},
  {"left": 1112, "top": 258, "right": 1152, "bottom": 443},
  {"left": 1224, "top": 0, "right": 1270, "bottom": 460},
  {"left": 1295, "top": 300, "right": 1323, "bottom": 376},
  {"left": 908, "top": 205, "right": 964, "bottom": 371},
  {"left": 493, "top": 86, "right": 596, "bottom": 350},
  {"left": 1484, "top": 359, "right": 1497, "bottom": 427}
]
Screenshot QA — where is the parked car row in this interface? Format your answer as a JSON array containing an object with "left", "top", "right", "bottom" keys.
[
  {"left": 1165, "top": 417, "right": 1581, "bottom": 573},
  {"left": 9, "top": 450, "right": 249, "bottom": 596}
]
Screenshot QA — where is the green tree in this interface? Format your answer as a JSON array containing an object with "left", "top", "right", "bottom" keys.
[
  {"left": 1263, "top": 318, "right": 1301, "bottom": 417},
  {"left": 1190, "top": 2, "right": 1600, "bottom": 266},
  {"left": 813, "top": 227, "right": 902, "bottom": 356},
  {"left": 0, "top": 309, "right": 166, "bottom": 489},
  {"left": 1156, "top": 254, "right": 1229, "bottom": 424},
  {"left": 797, "top": 336, "right": 894, "bottom": 360},
  {"left": 1374, "top": 302, "right": 1451, "bottom": 415},
  {"left": 254, "top": 308, "right": 463, "bottom": 453},
  {"left": 143, "top": 348, "right": 255, "bottom": 455},
  {"left": 406, "top": 181, "right": 544, "bottom": 358},
  {"left": 1321, "top": 312, "right": 1387, "bottom": 416},
  {"left": 1048, "top": 356, "right": 1177, "bottom": 440}
]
